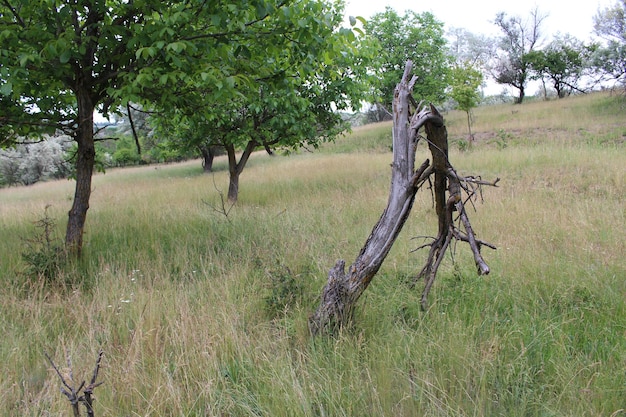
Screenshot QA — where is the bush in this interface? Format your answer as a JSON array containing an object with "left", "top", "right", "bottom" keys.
[
  {"left": 112, "top": 147, "right": 142, "bottom": 166},
  {"left": 21, "top": 206, "right": 66, "bottom": 283},
  {"left": 0, "top": 136, "right": 73, "bottom": 186},
  {"left": 263, "top": 265, "right": 303, "bottom": 318}
]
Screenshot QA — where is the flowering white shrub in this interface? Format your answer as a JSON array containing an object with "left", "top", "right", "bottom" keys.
[{"left": 0, "top": 135, "right": 73, "bottom": 186}]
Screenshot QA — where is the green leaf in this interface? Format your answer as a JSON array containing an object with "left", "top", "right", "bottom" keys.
[
  {"left": 18, "top": 54, "right": 36, "bottom": 67},
  {"left": 256, "top": 2, "right": 267, "bottom": 18},
  {"left": 59, "top": 50, "right": 71, "bottom": 64},
  {"left": 0, "top": 81, "right": 12, "bottom": 96},
  {"left": 46, "top": 43, "right": 57, "bottom": 56},
  {"left": 349, "top": 16, "right": 356, "bottom": 27},
  {"left": 136, "top": 72, "right": 153, "bottom": 85},
  {"left": 136, "top": 47, "right": 156, "bottom": 60},
  {"left": 235, "top": 45, "right": 251, "bottom": 60},
  {"left": 166, "top": 42, "right": 186, "bottom": 53}
]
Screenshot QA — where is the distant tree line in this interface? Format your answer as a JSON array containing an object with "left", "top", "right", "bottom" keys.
[{"left": 489, "top": 2, "right": 626, "bottom": 103}]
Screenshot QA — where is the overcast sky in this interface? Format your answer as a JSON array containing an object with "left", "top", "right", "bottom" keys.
[{"left": 344, "top": 0, "right": 612, "bottom": 41}]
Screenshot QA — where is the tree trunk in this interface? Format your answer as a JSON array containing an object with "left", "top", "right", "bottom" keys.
[
  {"left": 227, "top": 170, "right": 240, "bottom": 203},
  {"left": 225, "top": 140, "right": 257, "bottom": 203},
  {"left": 309, "top": 62, "right": 441, "bottom": 335},
  {"left": 200, "top": 145, "right": 215, "bottom": 172},
  {"left": 465, "top": 110, "right": 473, "bottom": 142},
  {"left": 413, "top": 107, "right": 497, "bottom": 310},
  {"left": 417, "top": 106, "right": 455, "bottom": 308},
  {"left": 516, "top": 85, "right": 525, "bottom": 104},
  {"left": 65, "top": 88, "right": 96, "bottom": 256}
]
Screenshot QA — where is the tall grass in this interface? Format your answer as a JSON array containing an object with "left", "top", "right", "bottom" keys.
[{"left": 0, "top": 92, "right": 624, "bottom": 416}]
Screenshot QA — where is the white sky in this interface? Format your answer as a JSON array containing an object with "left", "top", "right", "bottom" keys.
[{"left": 345, "top": 0, "right": 612, "bottom": 41}]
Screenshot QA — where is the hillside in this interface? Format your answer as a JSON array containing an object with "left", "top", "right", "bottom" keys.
[{"left": 0, "top": 91, "right": 624, "bottom": 416}]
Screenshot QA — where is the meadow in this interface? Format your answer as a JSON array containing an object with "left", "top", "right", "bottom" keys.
[{"left": 0, "top": 91, "right": 624, "bottom": 416}]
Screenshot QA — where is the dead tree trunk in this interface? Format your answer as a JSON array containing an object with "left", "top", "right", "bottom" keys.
[
  {"left": 414, "top": 107, "right": 498, "bottom": 310},
  {"left": 309, "top": 62, "right": 439, "bottom": 335},
  {"left": 309, "top": 61, "right": 498, "bottom": 335}
]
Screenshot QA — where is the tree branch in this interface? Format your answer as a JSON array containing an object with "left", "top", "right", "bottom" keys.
[
  {"left": 126, "top": 102, "right": 141, "bottom": 155},
  {"left": 45, "top": 349, "right": 105, "bottom": 417},
  {"left": 2, "top": 0, "right": 25, "bottom": 27}
]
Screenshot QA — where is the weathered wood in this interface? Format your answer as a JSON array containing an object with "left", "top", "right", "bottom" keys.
[
  {"left": 309, "top": 61, "right": 437, "bottom": 335},
  {"left": 309, "top": 60, "right": 498, "bottom": 335},
  {"left": 45, "top": 349, "right": 104, "bottom": 417},
  {"left": 414, "top": 111, "right": 498, "bottom": 310}
]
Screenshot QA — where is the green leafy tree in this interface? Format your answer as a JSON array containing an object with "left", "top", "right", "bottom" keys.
[
  {"left": 449, "top": 63, "right": 483, "bottom": 140},
  {"left": 365, "top": 7, "right": 450, "bottom": 120},
  {"left": 0, "top": 0, "right": 353, "bottom": 255},
  {"left": 525, "top": 35, "right": 590, "bottom": 98},
  {"left": 491, "top": 7, "right": 547, "bottom": 103},
  {"left": 154, "top": 1, "right": 372, "bottom": 202},
  {"left": 0, "top": 1, "right": 197, "bottom": 255},
  {"left": 592, "top": 0, "right": 626, "bottom": 89}
]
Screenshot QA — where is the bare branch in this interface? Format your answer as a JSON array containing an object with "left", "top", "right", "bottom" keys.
[
  {"left": 126, "top": 102, "right": 141, "bottom": 155},
  {"left": 81, "top": 350, "right": 104, "bottom": 417},
  {"left": 45, "top": 349, "right": 105, "bottom": 417},
  {"left": 44, "top": 350, "right": 81, "bottom": 416},
  {"left": 203, "top": 174, "right": 235, "bottom": 222}
]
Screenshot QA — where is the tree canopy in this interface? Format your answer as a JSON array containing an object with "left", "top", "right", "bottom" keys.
[
  {"left": 449, "top": 62, "right": 483, "bottom": 139},
  {"left": 525, "top": 35, "right": 590, "bottom": 98},
  {"left": 1, "top": 0, "right": 186, "bottom": 254},
  {"left": 447, "top": 28, "right": 494, "bottom": 70},
  {"left": 151, "top": 1, "right": 372, "bottom": 202},
  {"left": 592, "top": 0, "right": 626, "bottom": 90},
  {"left": 365, "top": 7, "right": 450, "bottom": 119}
]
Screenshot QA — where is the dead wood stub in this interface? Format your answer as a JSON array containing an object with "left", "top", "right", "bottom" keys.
[
  {"left": 45, "top": 349, "right": 104, "bottom": 417},
  {"left": 309, "top": 61, "right": 498, "bottom": 336}
]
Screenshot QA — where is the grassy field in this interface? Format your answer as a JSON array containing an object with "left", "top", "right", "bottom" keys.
[{"left": 0, "top": 91, "right": 625, "bottom": 416}]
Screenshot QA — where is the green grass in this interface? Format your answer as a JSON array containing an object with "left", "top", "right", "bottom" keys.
[{"left": 0, "top": 91, "right": 625, "bottom": 416}]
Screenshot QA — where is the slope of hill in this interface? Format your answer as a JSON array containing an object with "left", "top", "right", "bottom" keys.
[{"left": 0, "top": 91, "right": 624, "bottom": 416}]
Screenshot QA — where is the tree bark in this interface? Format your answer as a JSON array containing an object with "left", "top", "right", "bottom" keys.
[
  {"left": 465, "top": 110, "right": 473, "bottom": 142},
  {"left": 515, "top": 84, "right": 525, "bottom": 104},
  {"left": 309, "top": 61, "right": 440, "bottom": 335},
  {"left": 414, "top": 111, "right": 497, "bottom": 310},
  {"left": 65, "top": 87, "right": 96, "bottom": 256},
  {"left": 225, "top": 140, "right": 257, "bottom": 203},
  {"left": 200, "top": 145, "right": 215, "bottom": 172}
]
